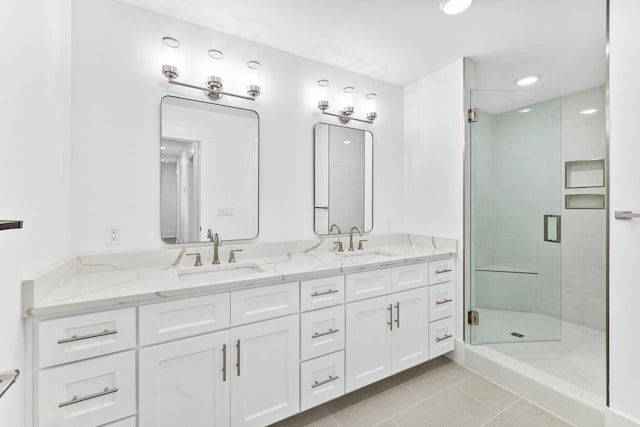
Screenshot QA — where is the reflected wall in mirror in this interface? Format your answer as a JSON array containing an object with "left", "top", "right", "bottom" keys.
[
  {"left": 314, "top": 123, "right": 373, "bottom": 235},
  {"left": 161, "top": 96, "right": 259, "bottom": 244}
]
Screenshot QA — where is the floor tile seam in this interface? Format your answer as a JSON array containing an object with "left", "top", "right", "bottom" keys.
[
  {"left": 454, "top": 383, "right": 510, "bottom": 415},
  {"left": 320, "top": 404, "right": 340, "bottom": 427},
  {"left": 478, "top": 398, "right": 523, "bottom": 427},
  {"left": 375, "top": 371, "right": 476, "bottom": 425}
]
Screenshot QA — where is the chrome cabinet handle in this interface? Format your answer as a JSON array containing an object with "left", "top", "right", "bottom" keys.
[
  {"left": 57, "top": 329, "right": 117, "bottom": 344},
  {"left": 394, "top": 302, "right": 400, "bottom": 328},
  {"left": 435, "top": 268, "right": 452, "bottom": 274},
  {"left": 312, "top": 328, "right": 339, "bottom": 339},
  {"left": 58, "top": 387, "right": 118, "bottom": 408},
  {"left": 436, "top": 334, "right": 453, "bottom": 342},
  {"left": 236, "top": 340, "right": 241, "bottom": 376},
  {"left": 311, "top": 375, "right": 339, "bottom": 388},
  {"left": 311, "top": 289, "right": 339, "bottom": 297},
  {"left": 222, "top": 344, "right": 227, "bottom": 382},
  {"left": 615, "top": 210, "right": 640, "bottom": 220},
  {"left": 436, "top": 298, "right": 453, "bottom": 305},
  {"left": 387, "top": 304, "right": 393, "bottom": 331}
]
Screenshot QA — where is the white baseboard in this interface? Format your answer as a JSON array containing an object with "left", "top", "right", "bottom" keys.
[{"left": 606, "top": 408, "right": 640, "bottom": 427}]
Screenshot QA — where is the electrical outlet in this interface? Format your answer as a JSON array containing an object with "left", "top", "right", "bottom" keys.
[{"left": 105, "top": 224, "right": 121, "bottom": 245}]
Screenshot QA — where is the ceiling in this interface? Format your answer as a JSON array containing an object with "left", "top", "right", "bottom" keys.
[{"left": 119, "top": 0, "right": 606, "bottom": 103}]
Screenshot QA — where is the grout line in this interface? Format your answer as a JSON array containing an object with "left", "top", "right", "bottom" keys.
[
  {"left": 478, "top": 398, "right": 522, "bottom": 427},
  {"left": 373, "top": 371, "right": 476, "bottom": 425},
  {"left": 323, "top": 405, "right": 340, "bottom": 427},
  {"left": 455, "top": 382, "right": 507, "bottom": 415}
]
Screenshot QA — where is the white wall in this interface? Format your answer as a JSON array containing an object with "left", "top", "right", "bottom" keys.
[
  {"left": 404, "top": 59, "right": 465, "bottom": 337},
  {"left": 609, "top": 0, "right": 640, "bottom": 424},
  {"left": 70, "top": 0, "right": 404, "bottom": 253},
  {"left": 0, "top": 0, "right": 71, "bottom": 425}
]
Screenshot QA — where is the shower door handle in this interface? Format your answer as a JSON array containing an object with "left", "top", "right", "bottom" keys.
[{"left": 543, "top": 215, "right": 561, "bottom": 243}]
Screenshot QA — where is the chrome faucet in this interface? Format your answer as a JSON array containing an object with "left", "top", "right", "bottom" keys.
[
  {"left": 349, "top": 226, "right": 362, "bottom": 251},
  {"left": 330, "top": 224, "right": 343, "bottom": 252},
  {"left": 207, "top": 229, "right": 221, "bottom": 265}
]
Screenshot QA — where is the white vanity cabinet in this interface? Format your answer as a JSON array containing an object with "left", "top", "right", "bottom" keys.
[
  {"left": 345, "top": 287, "right": 429, "bottom": 392},
  {"left": 29, "top": 255, "right": 455, "bottom": 427},
  {"left": 230, "top": 314, "right": 300, "bottom": 427},
  {"left": 138, "top": 331, "right": 231, "bottom": 427}
]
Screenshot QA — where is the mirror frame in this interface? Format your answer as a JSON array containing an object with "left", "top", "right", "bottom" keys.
[
  {"left": 312, "top": 122, "right": 374, "bottom": 236},
  {"left": 160, "top": 95, "right": 260, "bottom": 245}
]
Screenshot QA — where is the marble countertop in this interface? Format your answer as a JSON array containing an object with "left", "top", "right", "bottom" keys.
[{"left": 22, "top": 233, "right": 456, "bottom": 317}]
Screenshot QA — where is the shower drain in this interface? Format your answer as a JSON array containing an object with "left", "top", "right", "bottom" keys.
[{"left": 511, "top": 332, "right": 525, "bottom": 338}]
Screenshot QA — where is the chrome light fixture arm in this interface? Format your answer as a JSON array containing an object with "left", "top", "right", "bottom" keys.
[{"left": 164, "top": 76, "right": 256, "bottom": 101}]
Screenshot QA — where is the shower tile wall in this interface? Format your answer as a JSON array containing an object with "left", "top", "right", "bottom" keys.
[
  {"left": 561, "top": 86, "right": 606, "bottom": 332},
  {"left": 474, "top": 98, "right": 562, "bottom": 319},
  {"left": 474, "top": 86, "right": 606, "bottom": 332}
]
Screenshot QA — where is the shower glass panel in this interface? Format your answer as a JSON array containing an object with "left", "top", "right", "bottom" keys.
[{"left": 470, "top": 90, "right": 562, "bottom": 344}]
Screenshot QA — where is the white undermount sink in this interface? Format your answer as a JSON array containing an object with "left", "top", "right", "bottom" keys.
[
  {"left": 339, "top": 250, "right": 398, "bottom": 263},
  {"left": 177, "top": 263, "right": 265, "bottom": 283}
]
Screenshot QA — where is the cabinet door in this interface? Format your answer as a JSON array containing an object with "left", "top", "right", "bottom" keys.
[
  {"left": 345, "top": 296, "right": 392, "bottom": 393},
  {"left": 139, "top": 331, "right": 230, "bottom": 427},
  {"left": 231, "top": 315, "right": 299, "bottom": 427},
  {"left": 391, "top": 288, "right": 429, "bottom": 374}
]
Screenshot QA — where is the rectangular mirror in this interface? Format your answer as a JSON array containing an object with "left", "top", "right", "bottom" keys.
[
  {"left": 314, "top": 123, "right": 373, "bottom": 235},
  {"left": 161, "top": 96, "right": 259, "bottom": 244}
]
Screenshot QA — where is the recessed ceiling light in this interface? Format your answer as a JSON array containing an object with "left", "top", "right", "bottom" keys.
[
  {"left": 247, "top": 60, "right": 261, "bottom": 70},
  {"left": 343, "top": 86, "right": 355, "bottom": 94},
  {"left": 208, "top": 49, "right": 224, "bottom": 60},
  {"left": 516, "top": 75, "right": 540, "bottom": 86},
  {"left": 160, "top": 146, "right": 166, "bottom": 150},
  {"left": 162, "top": 36, "right": 180, "bottom": 48},
  {"left": 580, "top": 108, "right": 598, "bottom": 115},
  {"left": 366, "top": 93, "right": 377, "bottom": 100},
  {"left": 318, "top": 79, "right": 330, "bottom": 87},
  {"left": 440, "top": 0, "right": 473, "bottom": 15},
  {"left": 518, "top": 108, "right": 532, "bottom": 113},
  {"left": 344, "top": 140, "right": 351, "bottom": 144}
]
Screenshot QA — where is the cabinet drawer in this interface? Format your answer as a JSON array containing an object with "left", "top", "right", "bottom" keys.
[
  {"left": 139, "top": 293, "right": 230, "bottom": 346},
  {"left": 231, "top": 282, "right": 299, "bottom": 326},
  {"left": 428, "top": 282, "right": 455, "bottom": 321},
  {"left": 301, "top": 306, "right": 345, "bottom": 361},
  {"left": 38, "top": 308, "right": 136, "bottom": 368},
  {"left": 38, "top": 351, "right": 136, "bottom": 427},
  {"left": 300, "top": 275, "right": 345, "bottom": 312},
  {"left": 102, "top": 416, "right": 136, "bottom": 427},
  {"left": 429, "top": 258, "right": 455, "bottom": 285},
  {"left": 300, "top": 351, "right": 345, "bottom": 411},
  {"left": 345, "top": 269, "right": 392, "bottom": 302},
  {"left": 392, "top": 263, "right": 428, "bottom": 292},
  {"left": 429, "top": 316, "right": 455, "bottom": 358}
]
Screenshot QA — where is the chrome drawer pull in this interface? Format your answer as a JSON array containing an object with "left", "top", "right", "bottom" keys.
[
  {"left": 436, "top": 334, "right": 453, "bottom": 342},
  {"left": 311, "top": 375, "right": 339, "bottom": 388},
  {"left": 222, "top": 344, "right": 227, "bottom": 382},
  {"left": 436, "top": 298, "right": 453, "bottom": 305},
  {"left": 312, "top": 328, "right": 339, "bottom": 339},
  {"left": 57, "top": 329, "right": 117, "bottom": 344},
  {"left": 236, "top": 340, "right": 241, "bottom": 376},
  {"left": 311, "top": 289, "right": 339, "bottom": 297},
  {"left": 387, "top": 304, "right": 393, "bottom": 331},
  {"left": 435, "top": 268, "right": 452, "bottom": 274},
  {"left": 58, "top": 387, "right": 118, "bottom": 407}
]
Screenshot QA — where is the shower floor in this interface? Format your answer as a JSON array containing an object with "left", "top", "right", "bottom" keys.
[{"left": 473, "top": 308, "right": 606, "bottom": 399}]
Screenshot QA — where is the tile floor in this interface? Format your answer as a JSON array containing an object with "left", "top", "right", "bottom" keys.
[{"left": 271, "top": 357, "right": 573, "bottom": 427}]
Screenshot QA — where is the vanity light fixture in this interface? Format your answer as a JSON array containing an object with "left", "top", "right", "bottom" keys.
[
  {"left": 515, "top": 75, "right": 540, "bottom": 86},
  {"left": 161, "top": 37, "right": 261, "bottom": 102},
  {"left": 580, "top": 108, "right": 598, "bottom": 115},
  {"left": 440, "top": 0, "right": 473, "bottom": 15},
  {"left": 316, "top": 81, "right": 378, "bottom": 124}
]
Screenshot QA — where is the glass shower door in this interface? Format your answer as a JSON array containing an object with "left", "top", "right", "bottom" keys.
[{"left": 469, "top": 90, "right": 562, "bottom": 344}]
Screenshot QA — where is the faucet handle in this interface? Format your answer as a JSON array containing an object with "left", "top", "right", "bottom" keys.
[
  {"left": 357, "top": 239, "right": 367, "bottom": 251},
  {"left": 186, "top": 252, "right": 203, "bottom": 267},
  {"left": 228, "top": 249, "right": 243, "bottom": 263},
  {"left": 333, "top": 240, "right": 344, "bottom": 252}
]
